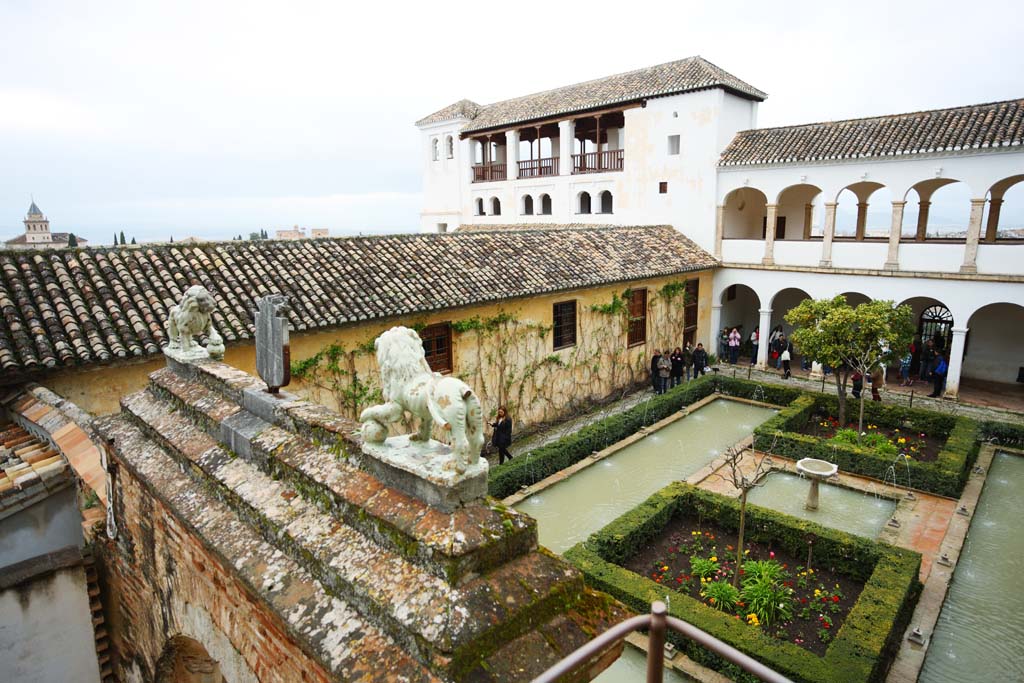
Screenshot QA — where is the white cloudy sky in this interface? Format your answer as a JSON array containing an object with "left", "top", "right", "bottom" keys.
[{"left": 1, "top": 0, "right": 1021, "bottom": 244}]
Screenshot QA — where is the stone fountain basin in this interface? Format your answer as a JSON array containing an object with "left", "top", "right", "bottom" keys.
[{"left": 796, "top": 458, "right": 838, "bottom": 480}]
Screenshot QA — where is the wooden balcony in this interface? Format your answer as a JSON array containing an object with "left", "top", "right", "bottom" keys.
[
  {"left": 572, "top": 149, "right": 624, "bottom": 174},
  {"left": 472, "top": 163, "right": 507, "bottom": 183},
  {"left": 518, "top": 157, "right": 559, "bottom": 178}
]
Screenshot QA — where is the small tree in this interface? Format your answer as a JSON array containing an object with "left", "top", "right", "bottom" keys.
[
  {"left": 119, "top": 230, "right": 126, "bottom": 245},
  {"left": 786, "top": 296, "right": 913, "bottom": 430},
  {"left": 67, "top": 233, "right": 78, "bottom": 248},
  {"left": 130, "top": 237, "right": 137, "bottom": 245},
  {"left": 714, "top": 442, "right": 777, "bottom": 588}
]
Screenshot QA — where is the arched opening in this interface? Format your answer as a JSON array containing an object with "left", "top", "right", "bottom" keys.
[
  {"left": 474, "top": 198, "right": 484, "bottom": 216},
  {"left": 897, "top": 297, "right": 954, "bottom": 378},
  {"left": 768, "top": 288, "right": 812, "bottom": 369},
  {"left": 539, "top": 193, "right": 552, "bottom": 215},
  {"left": 776, "top": 184, "right": 823, "bottom": 239},
  {"left": 445, "top": 135, "right": 454, "bottom": 159},
  {"left": 835, "top": 182, "right": 889, "bottom": 239},
  {"left": 840, "top": 292, "right": 872, "bottom": 307},
  {"left": 155, "top": 635, "right": 224, "bottom": 683},
  {"left": 902, "top": 179, "right": 971, "bottom": 240},
  {"left": 599, "top": 190, "right": 613, "bottom": 214},
  {"left": 719, "top": 284, "right": 761, "bottom": 362},
  {"left": 722, "top": 187, "right": 768, "bottom": 239},
  {"left": 985, "top": 175, "right": 1024, "bottom": 241},
  {"left": 577, "top": 191, "right": 592, "bottom": 215},
  {"left": 522, "top": 194, "right": 534, "bottom": 216},
  {"left": 489, "top": 197, "right": 501, "bottom": 216},
  {"left": 431, "top": 138, "right": 439, "bottom": 162},
  {"left": 964, "top": 302, "right": 1024, "bottom": 388}
]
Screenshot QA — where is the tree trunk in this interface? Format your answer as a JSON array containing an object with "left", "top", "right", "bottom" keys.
[
  {"left": 858, "top": 390, "right": 866, "bottom": 435},
  {"left": 733, "top": 490, "right": 748, "bottom": 588},
  {"left": 835, "top": 372, "right": 847, "bottom": 426}
]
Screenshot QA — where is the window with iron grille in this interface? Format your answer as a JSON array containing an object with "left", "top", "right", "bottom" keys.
[
  {"left": 421, "top": 323, "right": 452, "bottom": 373},
  {"left": 627, "top": 288, "right": 647, "bottom": 347},
  {"left": 552, "top": 301, "right": 577, "bottom": 350}
]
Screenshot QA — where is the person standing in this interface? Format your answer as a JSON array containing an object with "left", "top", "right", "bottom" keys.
[
  {"left": 682, "top": 343, "right": 694, "bottom": 382},
  {"left": 779, "top": 336, "right": 793, "bottom": 379},
  {"left": 728, "top": 327, "right": 741, "bottom": 364},
  {"left": 870, "top": 365, "right": 885, "bottom": 401},
  {"left": 692, "top": 343, "right": 708, "bottom": 376},
  {"left": 670, "top": 347, "right": 684, "bottom": 388},
  {"left": 650, "top": 349, "right": 662, "bottom": 392},
  {"left": 718, "top": 328, "right": 729, "bottom": 361},
  {"left": 749, "top": 327, "right": 759, "bottom": 365},
  {"left": 851, "top": 371, "right": 863, "bottom": 399},
  {"left": 899, "top": 349, "right": 912, "bottom": 387},
  {"left": 490, "top": 407, "right": 513, "bottom": 465},
  {"left": 920, "top": 339, "right": 935, "bottom": 383},
  {"left": 928, "top": 353, "right": 948, "bottom": 398},
  {"left": 657, "top": 352, "right": 672, "bottom": 394}
]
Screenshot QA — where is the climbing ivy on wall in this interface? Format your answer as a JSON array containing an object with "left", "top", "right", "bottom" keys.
[{"left": 290, "top": 341, "right": 382, "bottom": 419}]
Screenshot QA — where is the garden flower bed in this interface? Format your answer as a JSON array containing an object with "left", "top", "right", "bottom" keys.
[
  {"left": 566, "top": 482, "right": 921, "bottom": 683},
  {"left": 799, "top": 415, "right": 944, "bottom": 462}
]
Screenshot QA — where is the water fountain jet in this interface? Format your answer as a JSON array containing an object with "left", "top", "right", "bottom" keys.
[{"left": 796, "top": 458, "right": 839, "bottom": 511}]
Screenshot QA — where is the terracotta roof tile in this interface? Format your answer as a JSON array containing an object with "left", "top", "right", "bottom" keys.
[
  {"left": 720, "top": 98, "right": 1024, "bottom": 166},
  {"left": 0, "top": 226, "right": 713, "bottom": 380}
]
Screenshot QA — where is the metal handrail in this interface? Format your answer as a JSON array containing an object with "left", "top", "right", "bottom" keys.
[{"left": 532, "top": 601, "right": 794, "bottom": 683}]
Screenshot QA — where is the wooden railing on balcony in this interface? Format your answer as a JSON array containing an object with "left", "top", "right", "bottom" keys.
[
  {"left": 572, "top": 149, "right": 625, "bottom": 174},
  {"left": 472, "top": 163, "right": 507, "bottom": 183},
  {"left": 518, "top": 157, "right": 559, "bottom": 178}
]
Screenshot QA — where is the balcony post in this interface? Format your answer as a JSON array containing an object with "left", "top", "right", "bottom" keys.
[
  {"left": 855, "top": 201, "right": 868, "bottom": 241},
  {"left": 506, "top": 130, "right": 519, "bottom": 180},
  {"left": 915, "top": 200, "right": 930, "bottom": 241},
  {"left": 646, "top": 601, "right": 667, "bottom": 683},
  {"left": 595, "top": 115, "right": 602, "bottom": 170},
  {"left": 757, "top": 308, "right": 772, "bottom": 369},
  {"left": 559, "top": 120, "right": 573, "bottom": 176},
  {"left": 714, "top": 204, "right": 725, "bottom": 260},
  {"left": 803, "top": 203, "right": 813, "bottom": 240},
  {"left": 884, "top": 200, "right": 906, "bottom": 270},
  {"left": 763, "top": 204, "right": 778, "bottom": 265},
  {"left": 820, "top": 202, "right": 837, "bottom": 267},
  {"left": 960, "top": 198, "right": 987, "bottom": 273},
  {"left": 944, "top": 327, "right": 968, "bottom": 399},
  {"left": 985, "top": 197, "right": 1003, "bottom": 242}
]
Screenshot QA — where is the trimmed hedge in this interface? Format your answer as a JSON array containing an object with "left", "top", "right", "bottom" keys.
[
  {"left": 979, "top": 418, "right": 1024, "bottom": 449},
  {"left": 487, "top": 375, "right": 718, "bottom": 498},
  {"left": 567, "top": 482, "right": 921, "bottom": 683},
  {"left": 753, "top": 393, "right": 980, "bottom": 498}
]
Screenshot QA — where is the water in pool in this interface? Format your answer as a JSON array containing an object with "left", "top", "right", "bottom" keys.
[
  {"left": 592, "top": 644, "right": 687, "bottom": 683},
  {"left": 514, "top": 399, "right": 777, "bottom": 553},
  {"left": 747, "top": 472, "right": 896, "bottom": 539}
]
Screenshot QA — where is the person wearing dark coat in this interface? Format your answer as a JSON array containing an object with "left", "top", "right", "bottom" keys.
[
  {"left": 670, "top": 347, "right": 685, "bottom": 388},
  {"left": 692, "top": 344, "right": 708, "bottom": 376},
  {"left": 650, "top": 349, "right": 662, "bottom": 392},
  {"left": 490, "top": 407, "right": 513, "bottom": 464}
]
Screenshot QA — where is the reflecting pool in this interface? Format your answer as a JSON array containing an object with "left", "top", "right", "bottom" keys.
[{"left": 593, "top": 644, "right": 687, "bottom": 683}]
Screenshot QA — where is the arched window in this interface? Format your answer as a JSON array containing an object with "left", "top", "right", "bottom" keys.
[
  {"left": 919, "top": 304, "right": 954, "bottom": 353},
  {"left": 475, "top": 198, "right": 484, "bottom": 216},
  {"left": 522, "top": 195, "right": 534, "bottom": 215},
  {"left": 540, "top": 194, "right": 552, "bottom": 215},
  {"left": 490, "top": 197, "right": 501, "bottom": 216},
  {"left": 599, "top": 190, "right": 613, "bottom": 214},
  {"left": 578, "top": 192, "right": 592, "bottom": 215},
  {"left": 446, "top": 136, "right": 454, "bottom": 159},
  {"left": 431, "top": 138, "right": 439, "bottom": 161}
]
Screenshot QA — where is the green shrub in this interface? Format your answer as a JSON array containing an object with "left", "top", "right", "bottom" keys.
[
  {"left": 701, "top": 580, "right": 740, "bottom": 612},
  {"left": 690, "top": 555, "right": 720, "bottom": 579},
  {"left": 742, "top": 559, "right": 785, "bottom": 585},
  {"left": 741, "top": 575, "right": 794, "bottom": 627}
]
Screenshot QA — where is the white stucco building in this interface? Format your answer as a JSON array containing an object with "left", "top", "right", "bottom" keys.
[
  {"left": 417, "top": 57, "right": 1024, "bottom": 400},
  {"left": 4, "top": 202, "right": 87, "bottom": 250}
]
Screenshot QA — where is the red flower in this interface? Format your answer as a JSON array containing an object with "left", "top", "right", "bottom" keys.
[
  {"left": 821, "top": 598, "right": 828, "bottom": 603},
  {"left": 824, "top": 623, "right": 831, "bottom": 629},
  {"left": 800, "top": 598, "right": 808, "bottom": 604},
  {"left": 832, "top": 596, "right": 840, "bottom": 603}
]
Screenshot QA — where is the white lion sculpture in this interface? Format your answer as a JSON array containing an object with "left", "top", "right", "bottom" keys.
[
  {"left": 359, "top": 326, "right": 485, "bottom": 474},
  {"left": 165, "top": 285, "right": 219, "bottom": 357}
]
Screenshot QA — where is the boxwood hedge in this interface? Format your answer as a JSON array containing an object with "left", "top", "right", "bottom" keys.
[{"left": 566, "top": 482, "right": 921, "bottom": 683}]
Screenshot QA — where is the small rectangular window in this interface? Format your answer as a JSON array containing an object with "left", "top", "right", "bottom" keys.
[
  {"left": 627, "top": 288, "right": 648, "bottom": 347},
  {"left": 667, "top": 135, "right": 680, "bottom": 155},
  {"left": 659, "top": 182, "right": 668, "bottom": 194},
  {"left": 421, "top": 323, "right": 453, "bottom": 373},
  {"left": 552, "top": 301, "right": 577, "bottom": 350}
]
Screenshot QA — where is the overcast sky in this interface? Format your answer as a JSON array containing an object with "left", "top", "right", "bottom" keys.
[{"left": 1, "top": 0, "right": 1021, "bottom": 245}]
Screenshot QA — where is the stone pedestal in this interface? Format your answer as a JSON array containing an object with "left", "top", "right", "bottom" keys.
[
  {"left": 359, "top": 435, "right": 488, "bottom": 512},
  {"left": 805, "top": 479, "right": 820, "bottom": 511}
]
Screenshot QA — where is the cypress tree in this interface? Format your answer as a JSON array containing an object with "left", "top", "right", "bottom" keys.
[
  {"left": 119, "top": 230, "right": 126, "bottom": 245},
  {"left": 67, "top": 233, "right": 78, "bottom": 248},
  {"left": 130, "top": 237, "right": 137, "bottom": 245}
]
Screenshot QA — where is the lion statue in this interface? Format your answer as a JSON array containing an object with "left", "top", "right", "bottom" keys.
[
  {"left": 165, "top": 285, "right": 219, "bottom": 357},
  {"left": 359, "top": 326, "right": 485, "bottom": 474}
]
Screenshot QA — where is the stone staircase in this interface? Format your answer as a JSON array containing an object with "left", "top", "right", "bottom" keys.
[{"left": 96, "top": 359, "right": 624, "bottom": 682}]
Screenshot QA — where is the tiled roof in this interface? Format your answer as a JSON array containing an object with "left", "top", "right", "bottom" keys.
[
  {"left": 415, "top": 99, "right": 482, "bottom": 126},
  {"left": 720, "top": 98, "right": 1024, "bottom": 167},
  {"left": 5, "top": 233, "right": 87, "bottom": 246},
  {"left": 423, "top": 57, "right": 765, "bottom": 134},
  {"left": 0, "top": 226, "right": 714, "bottom": 379},
  {"left": 0, "top": 421, "right": 70, "bottom": 521}
]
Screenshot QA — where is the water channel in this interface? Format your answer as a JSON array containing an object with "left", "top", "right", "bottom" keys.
[
  {"left": 918, "top": 451, "right": 1024, "bottom": 682},
  {"left": 747, "top": 472, "right": 897, "bottom": 539},
  {"left": 513, "top": 399, "right": 778, "bottom": 554}
]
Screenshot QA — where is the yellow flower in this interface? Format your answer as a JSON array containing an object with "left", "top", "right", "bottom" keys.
[
  {"left": 710, "top": 556, "right": 717, "bottom": 562},
  {"left": 897, "top": 437, "right": 906, "bottom": 444},
  {"left": 662, "top": 565, "right": 669, "bottom": 571}
]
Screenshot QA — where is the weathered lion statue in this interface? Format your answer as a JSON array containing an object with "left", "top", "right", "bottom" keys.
[
  {"left": 165, "top": 285, "right": 219, "bottom": 357},
  {"left": 359, "top": 326, "right": 485, "bottom": 474}
]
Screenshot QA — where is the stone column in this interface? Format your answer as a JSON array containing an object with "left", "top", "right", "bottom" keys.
[
  {"left": 820, "top": 202, "right": 837, "bottom": 267},
  {"left": 558, "top": 120, "right": 573, "bottom": 176},
  {"left": 757, "top": 308, "right": 772, "bottom": 369},
  {"left": 803, "top": 203, "right": 813, "bottom": 240},
  {"left": 505, "top": 130, "right": 519, "bottom": 180},
  {"left": 985, "top": 197, "right": 1003, "bottom": 242},
  {"left": 884, "top": 200, "right": 906, "bottom": 270},
  {"left": 855, "top": 201, "right": 868, "bottom": 240},
  {"left": 960, "top": 198, "right": 987, "bottom": 273},
  {"left": 709, "top": 305, "right": 722, "bottom": 354},
  {"left": 714, "top": 204, "right": 725, "bottom": 260},
  {"left": 916, "top": 200, "right": 931, "bottom": 241},
  {"left": 763, "top": 204, "right": 778, "bottom": 265},
  {"left": 944, "top": 327, "right": 969, "bottom": 399}
]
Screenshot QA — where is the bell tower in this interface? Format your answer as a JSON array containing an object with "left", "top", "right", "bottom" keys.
[{"left": 24, "top": 200, "right": 51, "bottom": 245}]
